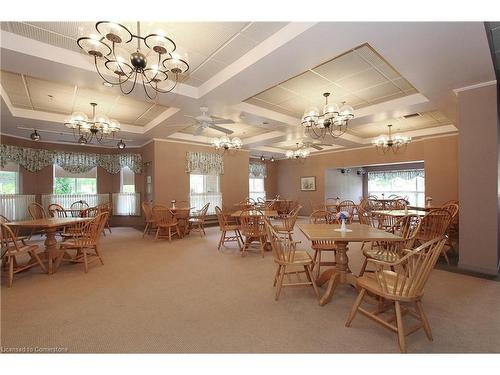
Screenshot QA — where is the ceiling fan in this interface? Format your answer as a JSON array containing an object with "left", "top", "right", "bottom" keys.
[{"left": 185, "top": 106, "right": 235, "bottom": 136}]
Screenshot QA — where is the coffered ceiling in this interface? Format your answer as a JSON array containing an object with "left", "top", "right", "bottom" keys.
[
  {"left": 0, "top": 70, "right": 169, "bottom": 126},
  {"left": 0, "top": 21, "right": 287, "bottom": 86},
  {"left": 245, "top": 44, "right": 417, "bottom": 117},
  {"left": 1, "top": 22, "right": 495, "bottom": 152}
]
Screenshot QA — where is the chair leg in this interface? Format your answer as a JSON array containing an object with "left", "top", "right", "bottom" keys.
[
  {"left": 416, "top": 300, "right": 433, "bottom": 341},
  {"left": 176, "top": 225, "right": 182, "bottom": 239},
  {"left": 394, "top": 301, "right": 406, "bottom": 353},
  {"left": 442, "top": 248, "right": 450, "bottom": 264},
  {"left": 142, "top": 222, "right": 150, "bottom": 238},
  {"left": 83, "top": 250, "right": 89, "bottom": 273},
  {"left": 346, "top": 288, "right": 366, "bottom": 327},
  {"left": 95, "top": 245, "right": 104, "bottom": 266},
  {"left": 259, "top": 236, "right": 265, "bottom": 258},
  {"left": 359, "top": 258, "right": 368, "bottom": 277},
  {"left": 235, "top": 231, "right": 242, "bottom": 250},
  {"left": 198, "top": 223, "right": 203, "bottom": 238},
  {"left": 305, "top": 265, "right": 320, "bottom": 299},
  {"left": 218, "top": 231, "right": 225, "bottom": 250},
  {"left": 30, "top": 250, "right": 47, "bottom": 273},
  {"left": 316, "top": 251, "right": 322, "bottom": 279},
  {"left": 275, "top": 265, "right": 286, "bottom": 301},
  {"left": 273, "top": 265, "right": 281, "bottom": 286},
  {"left": 155, "top": 227, "right": 160, "bottom": 240},
  {"left": 168, "top": 227, "right": 172, "bottom": 242},
  {"left": 8, "top": 257, "right": 14, "bottom": 288}
]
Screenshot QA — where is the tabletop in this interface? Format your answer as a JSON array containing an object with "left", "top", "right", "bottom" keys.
[
  {"left": 297, "top": 223, "right": 403, "bottom": 242},
  {"left": 231, "top": 210, "right": 279, "bottom": 217},
  {"left": 371, "top": 209, "right": 427, "bottom": 217},
  {"left": 6, "top": 217, "right": 91, "bottom": 229}
]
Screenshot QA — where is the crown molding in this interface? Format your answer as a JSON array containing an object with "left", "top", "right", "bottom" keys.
[{"left": 453, "top": 80, "right": 497, "bottom": 95}]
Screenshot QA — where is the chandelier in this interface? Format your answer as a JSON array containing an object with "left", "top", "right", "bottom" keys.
[
  {"left": 64, "top": 102, "right": 123, "bottom": 147},
  {"left": 301, "top": 92, "right": 354, "bottom": 139},
  {"left": 372, "top": 125, "right": 411, "bottom": 153},
  {"left": 77, "top": 21, "right": 189, "bottom": 99},
  {"left": 211, "top": 136, "right": 243, "bottom": 152},
  {"left": 286, "top": 143, "right": 310, "bottom": 159}
]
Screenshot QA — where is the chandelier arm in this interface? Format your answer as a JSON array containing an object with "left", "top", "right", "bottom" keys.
[
  {"left": 110, "top": 41, "right": 135, "bottom": 81},
  {"left": 119, "top": 71, "right": 139, "bottom": 95},
  {"left": 94, "top": 56, "right": 125, "bottom": 86},
  {"left": 140, "top": 73, "right": 159, "bottom": 101},
  {"left": 144, "top": 73, "right": 179, "bottom": 94}
]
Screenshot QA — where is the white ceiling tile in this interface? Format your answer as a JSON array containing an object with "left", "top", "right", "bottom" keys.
[
  {"left": 313, "top": 52, "right": 371, "bottom": 82},
  {"left": 241, "top": 22, "right": 287, "bottom": 43},
  {"left": 279, "top": 71, "right": 331, "bottom": 96},
  {"left": 374, "top": 64, "right": 401, "bottom": 80},
  {"left": 254, "top": 86, "right": 298, "bottom": 104},
  {"left": 354, "top": 45, "right": 386, "bottom": 66},
  {"left": 191, "top": 59, "right": 227, "bottom": 82},
  {"left": 392, "top": 77, "right": 414, "bottom": 91},
  {"left": 355, "top": 82, "right": 402, "bottom": 102},
  {"left": 8, "top": 93, "right": 32, "bottom": 108},
  {"left": 336, "top": 68, "right": 388, "bottom": 92}
]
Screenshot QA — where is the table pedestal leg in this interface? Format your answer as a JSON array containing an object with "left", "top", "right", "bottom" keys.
[
  {"left": 44, "top": 227, "right": 58, "bottom": 275},
  {"left": 317, "top": 241, "right": 358, "bottom": 306}
]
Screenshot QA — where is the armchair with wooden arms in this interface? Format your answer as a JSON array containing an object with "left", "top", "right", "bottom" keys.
[
  {"left": 346, "top": 236, "right": 448, "bottom": 353},
  {"left": 272, "top": 205, "right": 302, "bottom": 240},
  {"left": 189, "top": 202, "right": 210, "bottom": 237},
  {"left": 1, "top": 223, "right": 46, "bottom": 287},
  {"left": 215, "top": 206, "right": 242, "bottom": 251},
  {"left": 264, "top": 218, "right": 320, "bottom": 301}
]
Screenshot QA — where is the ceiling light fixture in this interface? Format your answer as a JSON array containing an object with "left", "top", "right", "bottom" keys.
[
  {"left": 285, "top": 143, "right": 310, "bottom": 159},
  {"left": 117, "top": 139, "right": 126, "bottom": 149},
  {"left": 372, "top": 124, "right": 411, "bottom": 154},
  {"left": 301, "top": 92, "right": 354, "bottom": 139},
  {"left": 78, "top": 21, "right": 189, "bottom": 100},
  {"left": 211, "top": 136, "right": 243, "bottom": 153},
  {"left": 30, "top": 129, "right": 41, "bottom": 141},
  {"left": 260, "top": 155, "right": 265, "bottom": 161},
  {"left": 64, "top": 102, "right": 121, "bottom": 146},
  {"left": 270, "top": 156, "right": 275, "bottom": 162}
]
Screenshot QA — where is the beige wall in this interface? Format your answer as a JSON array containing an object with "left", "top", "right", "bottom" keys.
[
  {"left": 274, "top": 135, "right": 458, "bottom": 214},
  {"left": 458, "top": 84, "right": 499, "bottom": 275},
  {"left": 152, "top": 140, "right": 249, "bottom": 208},
  {"left": 264, "top": 160, "right": 278, "bottom": 198}
]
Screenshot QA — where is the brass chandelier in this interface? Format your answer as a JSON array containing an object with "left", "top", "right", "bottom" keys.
[
  {"left": 77, "top": 21, "right": 189, "bottom": 99},
  {"left": 372, "top": 125, "right": 411, "bottom": 154}
]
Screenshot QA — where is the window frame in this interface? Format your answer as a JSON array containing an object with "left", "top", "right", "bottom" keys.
[
  {"left": 249, "top": 177, "right": 266, "bottom": 202},
  {"left": 367, "top": 169, "right": 425, "bottom": 207},
  {"left": 0, "top": 162, "right": 20, "bottom": 195},
  {"left": 120, "top": 166, "right": 136, "bottom": 193},
  {"left": 53, "top": 165, "right": 98, "bottom": 195}
]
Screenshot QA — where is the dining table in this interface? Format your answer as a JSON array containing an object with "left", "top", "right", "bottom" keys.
[
  {"left": 297, "top": 223, "right": 403, "bottom": 306},
  {"left": 6, "top": 217, "right": 91, "bottom": 274},
  {"left": 230, "top": 209, "right": 279, "bottom": 218},
  {"left": 371, "top": 209, "right": 427, "bottom": 217},
  {"left": 170, "top": 207, "right": 194, "bottom": 236}
]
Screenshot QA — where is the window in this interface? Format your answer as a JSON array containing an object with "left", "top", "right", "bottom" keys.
[
  {"left": 189, "top": 174, "right": 221, "bottom": 214},
  {"left": 54, "top": 165, "right": 97, "bottom": 194},
  {"left": 249, "top": 177, "right": 265, "bottom": 201},
  {"left": 120, "top": 166, "right": 135, "bottom": 193},
  {"left": 0, "top": 162, "right": 20, "bottom": 194},
  {"left": 368, "top": 169, "right": 425, "bottom": 207}
]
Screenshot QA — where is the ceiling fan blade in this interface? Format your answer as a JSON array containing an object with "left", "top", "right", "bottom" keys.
[
  {"left": 194, "top": 126, "right": 205, "bottom": 136},
  {"left": 211, "top": 118, "right": 235, "bottom": 125},
  {"left": 208, "top": 124, "right": 234, "bottom": 134}
]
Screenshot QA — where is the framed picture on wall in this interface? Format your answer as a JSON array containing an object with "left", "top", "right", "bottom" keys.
[{"left": 300, "top": 176, "right": 316, "bottom": 191}]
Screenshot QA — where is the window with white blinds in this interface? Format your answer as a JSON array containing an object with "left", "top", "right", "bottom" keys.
[
  {"left": 189, "top": 174, "right": 221, "bottom": 215},
  {"left": 120, "top": 166, "right": 135, "bottom": 193},
  {"left": 53, "top": 165, "right": 97, "bottom": 194},
  {"left": 249, "top": 177, "right": 265, "bottom": 201}
]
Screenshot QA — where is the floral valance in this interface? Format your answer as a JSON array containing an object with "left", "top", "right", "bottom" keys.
[
  {"left": 368, "top": 169, "right": 424, "bottom": 181},
  {"left": 185, "top": 152, "right": 224, "bottom": 175},
  {"left": 249, "top": 161, "right": 267, "bottom": 178},
  {"left": 0, "top": 144, "right": 142, "bottom": 174}
]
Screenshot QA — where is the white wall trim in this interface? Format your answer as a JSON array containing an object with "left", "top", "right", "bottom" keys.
[{"left": 453, "top": 80, "right": 497, "bottom": 95}]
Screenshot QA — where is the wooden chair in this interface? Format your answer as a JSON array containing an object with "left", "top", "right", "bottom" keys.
[
  {"left": 81, "top": 206, "right": 100, "bottom": 218},
  {"left": 0, "top": 215, "right": 29, "bottom": 245},
  {"left": 27, "top": 202, "right": 47, "bottom": 239},
  {"left": 346, "top": 236, "right": 447, "bottom": 353},
  {"left": 440, "top": 202, "right": 459, "bottom": 257},
  {"left": 308, "top": 209, "right": 337, "bottom": 279},
  {"left": 338, "top": 200, "right": 357, "bottom": 223},
  {"left": 359, "top": 214, "right": 421, "bottom": 276},
  {"left": 1, "top": 223, "right": 46, "bottom": 287},
  {"left": 152, "top": 206, "right": 182, "bottom": 242},
  {"left": 174, "top": 208, "right": 191, "bottom": 237},
  {"left": 310, "top": 201, "right": 326, "bottom": 213},
  {"left": 189, "top": 202, "right": 210, "bottom": 237},
  {"left": 239, "top": 209, "right": 266, "bottom": 258},
  {"left": 55, "top": 212, "right": 108, "bottom": 273},
  {"left": 97, "top": 202, "right": 112, "bottom": 234},
  {"left": 70, "top": 200, "right": 89, "bottom": 217},
  {"left": 215, "top": 206, "right": 242, "bottom": 251},
  {"left": 415, "top": 209, "right": 452, "bottom": 263},
  {"left": 273, "top": 205, "right": 302, "bottom": 240},
  {"left": 141, "top": 202, "right": 155, "bottom": 238},
  {"left": 48, "top": 203, "right": 67, "bottom": 218},
  {"left": 264, "top": 218, "right": 320, "bottom": 301}
]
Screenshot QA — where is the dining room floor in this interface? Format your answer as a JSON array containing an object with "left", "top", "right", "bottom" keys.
[{"left": 2, "top": 221, "right": 500, "bottom": 353}]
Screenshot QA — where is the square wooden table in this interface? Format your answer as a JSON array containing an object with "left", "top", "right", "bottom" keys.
[
  {"left": 6, "top": 217, "right": 91, "bottom": 274},
  {"left": 371, "top": 209, "right": 427, "bottom": 217},
  {"left": 297, "top": 223, "right": 403, "bottom": 305}
]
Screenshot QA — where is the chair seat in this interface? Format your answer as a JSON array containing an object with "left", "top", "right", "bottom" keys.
[
  {"left": 276, "top": 250, "right": 313, "bottom": 265},
  {"left": 311, "top": 242, "right": 337, "bottom": 251},
  {"left": 274, "top": 225, "right": 292, "bottom": 232},
  {"left": 357, "top": 271, "right": 418, "bottom": 301},
  {"left": 3, "top": 244, "right": 39, "bottom": 255},
  {"left": 224, "top": 224, "right": 240, "bottom": 231},
  {"left": 362, "top": 248, "right": 402, "bottom": 263},
  {"left": 157, "top": 221, "right": 179, "bottom": 228},
  {"left": 189, "top": 217, "right": 203, "bottom": 223}
]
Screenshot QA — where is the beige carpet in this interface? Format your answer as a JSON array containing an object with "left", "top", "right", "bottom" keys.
[{"left": 2, "top": 221, "right": 500, "bottom": 353}]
